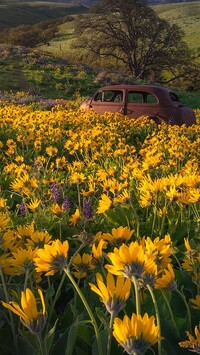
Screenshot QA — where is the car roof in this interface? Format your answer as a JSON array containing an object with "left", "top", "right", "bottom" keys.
[
  {"left": 96, "top": 84, "right": 173, "bottom": 104},
  {"left": 98, "top": 84, "right": 171, "bottom": 92}
]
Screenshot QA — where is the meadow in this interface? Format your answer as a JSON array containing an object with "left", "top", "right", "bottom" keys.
[
  {"left": 0, "top": 91, "right": 199, "bottom": 354},
  {"left": 0, "top": 45, "right": 200, "bottom": 108},
  {"left": 0, "top": 2, "right": 199, "bottom": 354}
]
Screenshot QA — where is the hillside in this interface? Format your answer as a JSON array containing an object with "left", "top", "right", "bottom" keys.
[
  {"left": 0, "top": 0, "right": 199, "bottom": 30},
  {"left": 156, "top": 1, "right": 200, "bottom": 50},
  {"left": 0, "top": 1, "right": 88, "bottom": 30},
  {"left": 36, "top": 0, "right": 200, "bottom": 62}
]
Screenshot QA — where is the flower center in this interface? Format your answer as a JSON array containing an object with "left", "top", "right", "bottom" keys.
[{"left": 123, "top": 262, "right": 144, "bottom": 279}]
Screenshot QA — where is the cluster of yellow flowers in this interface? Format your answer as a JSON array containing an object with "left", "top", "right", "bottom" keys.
[
  {"left": 0, "top": 105, "right": 199, "bottom": 234},
  {"left": 0, "top": 101, "right": 199, "bottom": 354}
]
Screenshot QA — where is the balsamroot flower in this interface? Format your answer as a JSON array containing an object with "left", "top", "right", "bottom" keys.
[
  {"left": 191, "top": 295, "right": 200, "bottom": 310},
  {"left": 92, "top": 239, "right": 108, "bottom": 265},
  {"left": 144, "top": 235, "right": 172, "bottom": 271},
  {"left": 155, "top": 263, "right": 177, "bottom": 290},
  {"left": 26, "top": 198, "right": 41, "bottom": 211},
  {"left": 179, "top": 324, "right": 200, "bottom": 353},
  {"left": 89, "top": 272, "right": 131, "bottom": 315},
  {"left": 105, "top": 241, "right": 156, "bottom": 280},
  {"left": 103, "top": 226, "right": 134, "bottom": 246},
  {"left": 97, "top": 194, "right": 112, "bottom": 214},
  {"left": 113, "top": 312, "right": 161, "bottom": 355},
  {"left": 72, "top": 253, "right": 95, "bottom": 279},
  {"left": 34, "top": 239, "right": 69, "bottom": 276},
  {"left": 2, "top": 288, "right": 46, "bottom": 334},
  {"left": 69, "top": 208, "right": 80, "bottom": 226}
]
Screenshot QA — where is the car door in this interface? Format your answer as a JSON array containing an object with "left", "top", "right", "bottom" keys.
[
  {"left": 125, "top": 90, "right": 160, "bottom": 119},
  {"left": 89, "top": 89, "right": 125, "bottom": 115}
]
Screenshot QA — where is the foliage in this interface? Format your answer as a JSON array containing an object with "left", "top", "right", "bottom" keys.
[
  {"left": 0, "top": 17, "right": 75, "bottom": 47},
  {"left": 0, "top": 98, "right": 199, "bottom": 354},
  {"left": 0, "top": 45, "right": 99, "bottom": 99},
  {"left": 73, "top": 0, "right": 199, "bottom": 86}
]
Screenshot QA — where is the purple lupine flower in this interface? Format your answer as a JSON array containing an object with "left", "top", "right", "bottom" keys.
[
  {"left": 62, "top": 196, "right": 71, "bottom": 211},
  {"left": 83, "top": 200, "right": 93, "bottom": 220},
  {"left": 51, "top": 182, "right": 61, "bottom": 203},
  {"left": 19, "top": 201, "right": 26, "bottom": 216}
]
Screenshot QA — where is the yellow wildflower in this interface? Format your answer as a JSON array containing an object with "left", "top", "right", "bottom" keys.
[
  {"left": 34, "top": 240, "right": 69, "bottom": 276},
  {"left": 191, "top": 295, "right": 200, "bottom": 310},
  {"left": 113, "top": 313, "right": 161, "bottom": 354},
  {"left": 179, "top": 324, "right": 200, "bottom": 353},
  {"left": 89, "top": 272, "right": 131, "bottom": 315},
  {"left": 103, "top": 226, "right": 134, "bottom": 246},
  {"left": 69, "top": 208, "right": 80, "bottom": 226},
  {"left": 155, "top": 264, "right": 177, "bottom": 290},
  {"left": 2, "top": 288, "right": 46, "bottom": 334},
  {"left": 97, "top": 194, "right": 112, "bottom": 214},
  {"left": 72, "top": 253, "right": 95, "bottom": 279}
]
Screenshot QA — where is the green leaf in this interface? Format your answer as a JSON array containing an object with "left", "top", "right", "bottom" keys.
[
  {"left": 17, "top": 335, "right": 36, "bottom": 355},
  {"left": 65, "top": 321, "right": 79, "bottom": 355},
  {"left": 19, "top": 329, "right": 38, "bottom": 350},
  {"left": 92, "top": 329, "right": 108, "bottom": 355},
  {"left": 95, "top": 307, "right": 109, "bottom": 329},
  {"left": 77, "top": 323, "right": 93, "bottom": 346},
  {"left": 0, "top": 327, "right": 16, "bottom": 354},
  {"left": 74, "top": 345, "right": 88, "bottom": 355},
  {"left": 45, "top": 318, "right": 59, "bottom": 353},
  {"left": 50, "top": 328, "right": 69, "bottom": 355}
]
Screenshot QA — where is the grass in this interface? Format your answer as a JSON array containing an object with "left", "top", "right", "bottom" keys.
[
  {"left": 0, "top": 44, "right": 199, "bottom": 108},
  {"left": 155, "top": 1, "right": 200, "bottom": 50}
]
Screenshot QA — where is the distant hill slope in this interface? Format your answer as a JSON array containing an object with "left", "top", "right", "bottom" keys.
[
  {"left": 0, "top": 0, "right": 199, "bottom": 45},
  {"left": 155, "top": 1, "right": 200, "bottom": 50},
  {"left": 0, "top": 1, "right": 88, "bottom": 30}
]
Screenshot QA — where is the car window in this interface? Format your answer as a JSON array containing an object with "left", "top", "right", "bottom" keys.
[
  {"left": 94, "top": 90, "right": 123, "bottom": 102},
  {"left": 128, "top": 91, "right": 143, "bottom": 103},
  {"left": 146, "top": 93, "right": 158, "bottom": 103},
  {"left": 128, "top": 91, "right": 158, "bottom": 104},
  {"left": 169, "top": 92, "right": 181, "bottom": 103}
]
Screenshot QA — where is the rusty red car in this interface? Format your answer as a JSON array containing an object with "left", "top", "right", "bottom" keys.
[{"left": 80, "top": 84, "right": 196, "bottom": 126}]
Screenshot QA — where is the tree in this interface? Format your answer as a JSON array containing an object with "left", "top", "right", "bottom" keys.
[{"left": 73, "top": 0, "right": 197, "bottom": 83}]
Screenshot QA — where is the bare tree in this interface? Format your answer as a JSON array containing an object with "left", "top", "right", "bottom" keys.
[{"left": 73, "top": 0, "right": 197, "bottom": 83}]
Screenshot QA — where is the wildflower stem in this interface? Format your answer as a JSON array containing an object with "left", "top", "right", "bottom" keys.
[
  {"left": 151, "top": 197, "right": 158, "bottom": 237},
  {"left": 0, "top": 266, "right": 18, "bottom": 353},
  {"left": 107, "top": 312, "right": 114, "bottom": 355},
  {"left": 24, "top": 269, "right": 29, "bottom": 291},
  {"left": 47, "top": 272, "right": 66, "bottom": 328},
  {"left": 77, "top": 182, "right": 81, "bottom": 210},
  {"left": 64, "top": 267, "right": 103, "bottom": 355},
  {"left": 176, "top": 288, "right": 192, "bottom": 333},
  {"left": 36, "top": 333, "right": 48, "bottom": 355},
  {"left": 147, "top": 285, "right": 162, "bottom": 355},
  {"left": 160, "top": 290, "right": 180, "bottom": 338},
  {"left": 131, "top": 276, "right": 141, "bottom": 315}
]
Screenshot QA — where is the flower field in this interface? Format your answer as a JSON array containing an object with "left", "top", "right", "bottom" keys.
[{"left": 0, "top": 98, "right": 199, "bottom": 355}]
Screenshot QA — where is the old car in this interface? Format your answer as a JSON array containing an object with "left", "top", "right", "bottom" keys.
[{"left": 80, "top": 84, "right": 196, "bottom": 126}]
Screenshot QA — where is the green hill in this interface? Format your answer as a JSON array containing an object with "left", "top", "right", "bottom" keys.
[
  {"left": 36, "top": 1, "right": 200, "bottom": 60},
  {"left": 155, "top": 1, "right": 200, "bottom": 50},
  {"left": 0, "top": 1, "right": 88, "bottom": 30}
]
